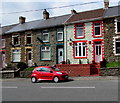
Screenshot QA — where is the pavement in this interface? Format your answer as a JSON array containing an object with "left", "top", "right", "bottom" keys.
[{"left": 0, "top": 76, "right": 119, "bottom": 81}]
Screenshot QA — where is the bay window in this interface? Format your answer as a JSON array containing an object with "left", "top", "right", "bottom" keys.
[{"left": 74, "top": 42, "right": 87, "bottom": 58}]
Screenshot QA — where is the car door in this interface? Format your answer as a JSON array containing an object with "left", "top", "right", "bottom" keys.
[
  {"left": 40, "top": 67, "right": 53, "bottom": 80},
  {"left": 35, "top": 68, "right": 43, "bottom": 79}
]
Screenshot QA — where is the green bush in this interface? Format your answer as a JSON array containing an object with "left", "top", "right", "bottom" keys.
[
  {"left": 24, "top": 67, "right": 35, "bottom": 71},
  {"left": 17, "top": 62, "right": 28, "bottom": 70},
  {"left": 106, "top": 62, "right": 120, "bottom": 68}
]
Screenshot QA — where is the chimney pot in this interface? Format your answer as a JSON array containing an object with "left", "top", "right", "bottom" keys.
[
  {"left": 19, "top": 16, "right": 26, "bottom": 24},
  {"left": 71, "top": 9, "right": 77, "bottom": 15},
  {"left": 104, "top": 0, "right": 109, "bottom": 9},
  {"left": 43, "top": 9, "right": 49, "bottom": 19}
]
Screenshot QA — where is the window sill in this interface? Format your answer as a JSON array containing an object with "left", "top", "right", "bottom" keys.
[
  {"left": 74, "top": 57, "right": 87, "bottom": 59},
  {"left": 116, "top": 32, "right": 120, "bottom": 34},
  {"left": 11, "top": 61, "right": 20, "bottom": 63},
  {"left": 93, "top": 35, "right": 103, "bottom": 38},
  {"left": 25, "top": 44, "right": 32, "bottom": 46},
  {"left": 75, "top": 36, "right": 85, "bottom": 39},
  {"left": 40, "top": 59, "right": 52, "bottom": 61}
]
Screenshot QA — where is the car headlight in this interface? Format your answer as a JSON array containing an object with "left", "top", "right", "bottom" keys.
[{"left": 56, "top": 72, "right": 62, "bottom": 75}]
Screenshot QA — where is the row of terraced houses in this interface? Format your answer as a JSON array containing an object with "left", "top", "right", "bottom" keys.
[{"left": 0, "top": 0, "right": 120, "bottom": 73}]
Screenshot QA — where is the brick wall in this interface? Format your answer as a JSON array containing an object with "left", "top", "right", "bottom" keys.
[{"left": 56, "top": 64, "right": 99, "bottom": 77}]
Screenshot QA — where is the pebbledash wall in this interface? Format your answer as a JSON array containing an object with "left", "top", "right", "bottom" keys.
[{"left": 64, "top": 21, "right": 104, "bottom": 64}]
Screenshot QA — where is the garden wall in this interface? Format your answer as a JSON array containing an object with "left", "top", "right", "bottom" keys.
[
  {"left": 56, "top": 64, "right": 100, "bottom": 77},
  {"left": 100, "top": 68, "right": 120, "bottom": 76}
]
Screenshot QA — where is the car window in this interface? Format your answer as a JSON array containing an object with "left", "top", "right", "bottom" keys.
[
  {"left": 41, "top": 67, "right": 50, "bottom": 72},
  {"left": 51, "top": 67, "right": 60, "bottom": 71},
  {"left": 36, "top": 68, "right": 42, "bottom": 71}
]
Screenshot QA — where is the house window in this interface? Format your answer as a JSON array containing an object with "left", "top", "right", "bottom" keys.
[
  {"left": 93, "top": 21, "right": 102, "bottom": 37},
  {"left": 57, "top": 32, "right": 63, "bottom": 41},
  {"left": 116, "top": 19, "right": 120, "bottom": 33},
  {"left": 12, "top": 34, "right": 20, "bottom": 45},
  {"left": 1, "top": 39, "right": 5, "bottom": 48},
  {"left": 115, "top": 39, "right": 120, "bottom": 54},
  {"left": 12, "top": 50, "right": 20, "bottom": 62},
  {"left": 74, "top": 42, "right": 86, "bottom": 58},
  {"left": 94, "top": 23, "right": 100, "bottom": 36},
  {"left": 57, "top": 28, "right": 63, "bottom": 41},
  {"left": 42, "top": 30, "right": 49, "bottom": 42},
  {"left": 75, "top": 24, "right": 85, "bottom": 38},
  {"left": 41, "top": 46, "right": 51, "bottom": 60},
  {"left": 26, "top": 34, "right": 32, "bottom": 45}
]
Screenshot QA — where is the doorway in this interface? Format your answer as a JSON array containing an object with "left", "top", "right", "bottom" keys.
[{"left": 94, "top": 42, "right": 102, "bottom": 63}]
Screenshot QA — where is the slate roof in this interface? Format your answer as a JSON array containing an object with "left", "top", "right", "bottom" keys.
[
  {"left": 5, "top": 14, "right": 71, "bottom": 34},
  {"left": 104, "top": 5, "right": 120, "bottom": 18},
  {"left": 0, "top": 24, "right": 18, "bottom": 35},
  {"left": 65, "top": 8, "right": 104, "bottom": 24}
]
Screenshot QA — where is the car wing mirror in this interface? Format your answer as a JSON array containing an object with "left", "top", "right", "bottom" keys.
[{"left": 50, "top": 71, "right": 53, "bottom": 73}]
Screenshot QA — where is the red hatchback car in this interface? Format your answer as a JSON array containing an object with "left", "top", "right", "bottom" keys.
[{"left": 30, "top": 66, "right": 69, "bottom": 83}]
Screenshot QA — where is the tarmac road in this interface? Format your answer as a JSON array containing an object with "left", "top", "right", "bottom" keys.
[{"left": 1, "top": 77, "right": 119, "bottom": 102}]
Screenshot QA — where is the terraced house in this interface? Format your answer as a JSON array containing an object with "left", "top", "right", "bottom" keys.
[
  {"left": 104, "top": 5, "right": 120, "bottom": 63},
  {"left": 1, "top": 9, "right": 71, "bottom": 68},
  {"left": 64, "top": 8, "right": 105, "bottom": 64}
]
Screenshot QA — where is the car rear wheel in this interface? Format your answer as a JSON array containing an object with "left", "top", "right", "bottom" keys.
[
  {"left": 31, "top": 77, "right": 37, "bottom": 83},
  {"left": 53, "top": 76, "right": 59, "bottom": 83}
]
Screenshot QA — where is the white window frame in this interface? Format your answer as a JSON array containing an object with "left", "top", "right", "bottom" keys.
[
  {"left": 57, "top": 31, "right": 63, "bottom": 41},
  {"left": 41, "top": 46, "right": 51, "bottom": 60},
  {"left": 113, "top": 36, "right": 120, "bottom": 55},
  {"left": 1, "top": 39, "right": 5, "bottom": 48},
  {"left": 12, "top": 50, "right": 21, "bottom": 62},
  {"left": 42, "top": 30, "right": 49, "bottom": 42},
  {"left": 115, "top": 19, "right": 120, "bottom": 34},
  {"left": 76, "top": 24, "right": 84, "bottom": 38},
  {"left": 74, "top": 42, "right": 86, "bottom": 58}
]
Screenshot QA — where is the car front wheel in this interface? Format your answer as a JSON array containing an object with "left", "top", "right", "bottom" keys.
[
  {"left": 31, "top": 77, "right": 37, "bottom": 83},
  {"left": 53, "top": 76, "right": 59, "bottom": 83}
]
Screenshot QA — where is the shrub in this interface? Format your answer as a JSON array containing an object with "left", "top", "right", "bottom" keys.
[{"left": 17, "top": 62, "right": 28, "bottom": 71}]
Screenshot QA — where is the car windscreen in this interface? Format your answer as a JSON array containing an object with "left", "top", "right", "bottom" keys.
[{"left": 51, "top": 67, "right": 60, "bottom": 71}]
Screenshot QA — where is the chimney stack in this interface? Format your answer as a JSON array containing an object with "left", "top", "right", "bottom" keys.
[
  {"left": 43, "top": 9, "right": 49, "bottom": 20},
  {"left": 19, "top": 16, "right": 26, "bottom": 24},
  {"left": 104, "top": 0, "right": 109, "bottom": 9},
  {"left": 71, "top": 9, "right": 77, "bottom": 15}
]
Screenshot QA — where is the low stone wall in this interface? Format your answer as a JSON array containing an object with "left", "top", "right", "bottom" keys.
[
  {"left": 1, "top": 71, "right": 15, "bottom": 78},
  {"left": 100, "top": 68, "right": 120, "bottom": 76},
  {"left": 20, "top": 71, "right": 32, "bottom": 78}
]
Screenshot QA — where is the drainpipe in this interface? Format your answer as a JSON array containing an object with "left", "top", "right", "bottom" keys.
[{"left": 65, "top": 25, "right": 68, "bottom": 63}]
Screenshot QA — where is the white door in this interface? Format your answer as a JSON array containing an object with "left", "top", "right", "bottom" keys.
[
  {"left": 95, "top": 44, "right": 102, "bottom": 63},
  {"left": 27, "top": 50, "right": 32, "bottom": 67},
  {"left": 58, "top": 48, "right": 63, "bottom": 64}
]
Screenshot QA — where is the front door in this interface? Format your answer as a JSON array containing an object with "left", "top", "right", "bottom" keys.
[
  {"left": 58, "top": 48, "right": 63, "bottom": 64},
  {"left": 95, "top": 43, "right": 102, "bottom": 63},
  {"left": 26, "top": 49, "right": 32, "bottom": 67}
]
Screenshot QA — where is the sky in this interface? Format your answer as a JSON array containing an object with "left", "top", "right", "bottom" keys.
[{"left": 0, "top": 0, "right": 120, "bottom": 26}]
